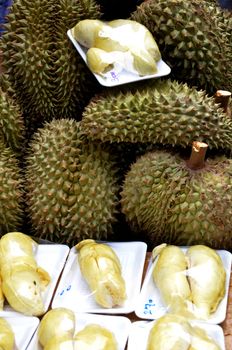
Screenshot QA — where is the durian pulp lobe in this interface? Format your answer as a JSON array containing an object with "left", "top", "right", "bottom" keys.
[
  {"left": 0, "top": 318, "right": 15, "bottom": 350},
  {"left": 77, "top": 240, "right": 126, "bottom": 308},
  {"left": 186, "top": 245, "right": 226, "bottom": 318},
  {"left": 74, "top": 324, "right": 118, "bottom": 350},
  {"left": 38, "top": 308, "right": 76, "bottom": 347}
]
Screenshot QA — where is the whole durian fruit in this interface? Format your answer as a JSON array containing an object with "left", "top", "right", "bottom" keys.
[
  {"left": 131, "top": 0, "right": 232, "bottom": 93},
  {"left": 81, "top": 79, "right": 232, "bottom": 150},
  {"left": 121, "top": 142, "right": 232, "bottom": 250},
  {"left": 25, "top": 119, "right": 120, "bottom": 244},
  {"left": 0, "top": 86, "right": 25, "bottom": 155},
  {"left": 0, "top": 0, "right": 101, "bottom": 133},
  {"left": 0, "top": 141, "right": 24, "bottom": 235}
]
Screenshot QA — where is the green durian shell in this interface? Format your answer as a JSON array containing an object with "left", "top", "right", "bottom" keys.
[
  {"left": 2, "top": 266, "right": 45, "bottom": 316},
  {"left": 38, "top": 308, "right": 75, "bottom": 347},
  {"left": 0, "top": 318, "right": 15, "bottom": 350},
  {"left": 81, "top": 79, "right": 232, "bottom": 150},
  {"left": 131, "top": 0, "right": 232, "bottom": 93},
  {"left": 121, "top": 150, "right": 232, "bottom": 250},
  {"left": 25, "top": 119, "right": 120, "bottom": 244},
  {"left": 0, "top": 142, "right": 24, "bottom": 235},
  {"left": 0, "top": 0, "right": 101, "bottom": 133},
  {"left": 0, "top": 87, "right": 25, "bottom": 155}
]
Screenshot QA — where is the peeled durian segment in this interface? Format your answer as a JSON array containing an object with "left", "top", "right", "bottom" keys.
[
  {"left": 71, "top": 19, "right": 107, "bottom": 48},
  {"left": 0, "top": 318, "right": 15, "bottom": 350},
  {"left": 44, "top": 335, "right": 74, "bottom": 350},
  {"left": 146, "top": 314, "right": 192, "bottom": 350},
  {"left": 76, "top": 239, "right": 126, "bottom": 308},
  {"left": 0, "top": 232, "right": 50, "bottom": 316},
  {"left": 38, "top": 308, "right": 76, "bottom": 348},
  {"left": 189, "top": 325, "right": 221, "bottom": 350},
  {"left": 152, "top": 244, "right": 192, "bottom": 316},
  {"left": 86, "top": 48, "right": 117, "bottom": 74},
  {"left": 186, "top": 245, "right": 226, "bottom": 319},
  {"left": 73, "top": 324, "right": 118, "bottom": 350},
  {"left": 0, "top": 232, "right": 38, "bottom": 273},
  {"left": 0, "top": 276, "right": 4, "bottom": 310},
  {"left": 2, "top": 265, "right": 45, "bottom": 316},
  {"left": 131, "top": 49, "right": 158, "bottom": 75}
]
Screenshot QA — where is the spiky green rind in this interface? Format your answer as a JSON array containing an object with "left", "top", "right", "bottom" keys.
[
  {"left": 81, "top": 79, "right": 232, "bottom": 150},
  {"left": 0, "top": 87, "right": 25, "bottom": 154},
  {"left": 25, "top": 119, "right": 120, "bottom": 244},
  {"left": 121, "top": 150, "right": 232, "bottom": 250},
  {"left": 51, "top": 0, "right": 102, "bottom": 118},
  {"left": 0, "top": 141, "right": 24, "bottom": 235},
  {"left": 131, "top": 0, "right": 232, "bottom": 93},
  {"left": 1, "top": 0, "right": 101, "bottom": 130}
]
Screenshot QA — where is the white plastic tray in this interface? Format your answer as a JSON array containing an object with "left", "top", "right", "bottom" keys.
[
  {"left": 27, "top": 312, "right": 131, "bottom": 350},
  {"left": 1, "top": 316, "right": 39, "bottom": 350},
  {"left": 67, "top": 29, "right": 171, "bottom": 87},
  {"left": 52, "top": 241, "right": 147, "bottom": 314},
  {"left": 135, "top": 248, "right": 232, "bottom": 324},
  {"left": 127, "top": 320, "right": 225, "bottom": 350},
  {"left": 0, "top": 244, "right": 70, "bottom": 317}
]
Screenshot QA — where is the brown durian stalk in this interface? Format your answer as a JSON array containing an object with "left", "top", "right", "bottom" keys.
[
  {"left": 152, "top": 243, "right": 193, "bottom": 317},
  {"left": 214, "top": 90, "right": 231, "bottom": 117}
]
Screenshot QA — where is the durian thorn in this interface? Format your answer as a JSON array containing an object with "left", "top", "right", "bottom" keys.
[
  {"left": 214, "top": 90, "right": 231, "bottom": 117},
  {"left": 187, "top": 141, "right": 208, "bottom": 170}
]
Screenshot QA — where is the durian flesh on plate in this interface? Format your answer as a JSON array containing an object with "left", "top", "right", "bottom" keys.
[
  {"left": 146, "top": 314, "right": 221, "bottom": 350},
  {"left": 152, "top": 244, "right": 226, "bottom": 320},
  {"left": 73, "top": 323, "right": 118, "bottom": 350},
  {"left": 0, "top": 232, "right": 51, "bottom": 316},
  {"left": 76, "top": 239, "right": 127, "bottom": 308},
  {"left": 0, "top": 317, "right": 15, "bottom": 350}
]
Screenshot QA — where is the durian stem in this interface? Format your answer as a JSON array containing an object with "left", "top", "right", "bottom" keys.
[
  {"left": 214, "top": 90, "right": 231, "bottom": 117},
  {"left": 187, "top": 141, "right": 208, "bottom": 170}
]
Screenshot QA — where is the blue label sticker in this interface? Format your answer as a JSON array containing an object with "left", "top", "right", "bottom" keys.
[{"left": 143, "top": 298, "right": 156, "bottom": 315}]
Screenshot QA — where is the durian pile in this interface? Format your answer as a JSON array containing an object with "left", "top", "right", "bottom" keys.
[{"left": 0, "top": 0, "right": 231, "bottom": 253}]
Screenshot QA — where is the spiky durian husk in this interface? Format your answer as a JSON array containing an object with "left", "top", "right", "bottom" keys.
[
  {"left": 131, "top": 0, "right": 232, "bottom": 93},
  {"left": 0, "top": 141, "right": 24, "bottom": 235},
  {"left": 121, "top": 150, "right": 232, "bottom": 250},
  {"left": 0, "top": 86, "right": 25, "bottom": 154},
  {"left": 81, "top": 79, "right": 232, "bottom": 150},
  {"left": 0, "top": 0, "right": 101, "bottom": 134},
  {"left": 25, "top": 119, "right": 120, "bottom": 244}
]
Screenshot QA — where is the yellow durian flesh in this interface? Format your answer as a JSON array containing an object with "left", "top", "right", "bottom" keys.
[
  {"left": 0, "top": 232, "right": 37, "bottom": 270},
  {"left": 189, "top": 325, "right": 221, "bottom": 350},
  {"left": 0, "top": 276, "right": 4, "bottom": 310},
  {"left": 86, "top": 48, "right": 115, "bottom": 74},
  {"left": 76, "top": 239, "right": 126, "bottom": 308},
  {"left": 152, "top": 244, "right": 192, "bottom": 316},
  {"left": 2, "top": 266, "right": 45, "bottom": 316},
  {"left": 73, "top": 324, "right": 117, "bottom": 350},
  {"left": 44, "top": 335, "right": 74, "bottom": 350},
  {"left": 38, "top": 308, "right": 76, "bottom": 348},
  {"left": 0, "top": 318, "right": 15, "bottom": 350},
  {"left": 186, "top": 245, "right": 226, "bottom": 319},
  {"left": 146, "top": 314, "right": 192, "bottom": 350},
  {"left": 131, "top": 50, "right": 157, "bottom": 76},
  {"left": 71, "top": 19, "right": 106, "bottom": 48},
  {"left": 108, "top": 19, "right": 161, "bottom": 61}
]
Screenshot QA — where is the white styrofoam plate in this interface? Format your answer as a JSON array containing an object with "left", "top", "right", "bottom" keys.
[
  {"left": 0, "top": 244, "right": 70, "bottom": 317},
  {"left": 127, "top": 320, "right": 225, "bottom": 350},
  {"left": 27, "top": 312, "right": 131, "bottom": 350},
  {"left": 135, "top": 248, "right": 232, "bottom": 324},
  {"left": 67, "top": 29, "right": 171, "bottom": 87},
  {"left": 52, "top": 241, "right": 147, "bottom": 314},
  {"left": 1, "top": 316, "right": 39, "bottom": 350}
]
